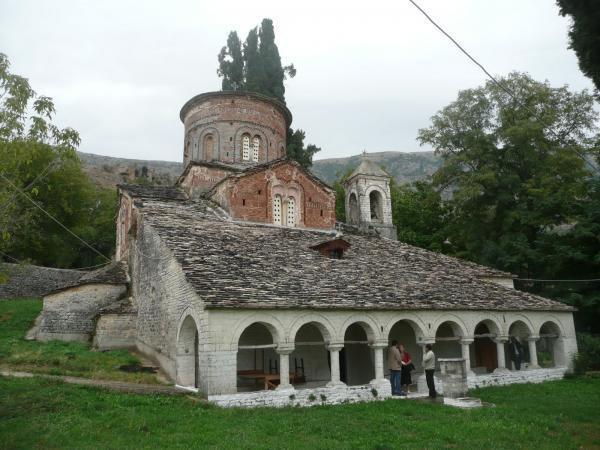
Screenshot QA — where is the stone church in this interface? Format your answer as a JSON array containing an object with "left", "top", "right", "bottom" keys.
[{"left": 33, "top": 91, "right": 577, "bottom": 407}]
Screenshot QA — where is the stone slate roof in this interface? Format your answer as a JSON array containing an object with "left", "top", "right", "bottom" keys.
[
  {"left": 0, "top": 263, "right": 83, "bottom": 299},
  {"left": 45, "top": 261, "right": 130, "bottom": 295},
  {"left": 118, "top": 184, "right": 188, "bottom": 201},
  {"left": 137, "top": 198, "right": 572, "bottom": 312},
  {"left": 348, "top": 158, "right": 390, "bottom": 179}
]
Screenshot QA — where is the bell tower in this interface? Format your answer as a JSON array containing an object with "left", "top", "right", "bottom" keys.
[{"left": 344, "top": 155, "right": 397, "bottom": 240}]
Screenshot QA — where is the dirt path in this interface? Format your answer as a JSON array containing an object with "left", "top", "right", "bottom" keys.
[{"left": 0, "top": 369, "right": 191, "bottom": 396}]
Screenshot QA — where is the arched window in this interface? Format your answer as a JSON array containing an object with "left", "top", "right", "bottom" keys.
[
  {"left": 348, "top": 192, "right": 359, "bottom": 224},
  {"left": 242, "top": 135, "right": 250, "bottom": 161},
  {"left": 369, "top": 190, "right": 383, "bottom": 222},
  {"left": 252, "top": 136, "right": 260, "bottom": 162},
  {"left": 203, "top": 134, "right": 214, "bottom": 161},
  {"left": 273, "top": 195, "right": 282, "bottom": 225},
  {"left": 286, "top": 197, "right": 296, "bottom": 227}
]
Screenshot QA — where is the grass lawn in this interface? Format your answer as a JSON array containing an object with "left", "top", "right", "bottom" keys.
[
  {"left": 0, "top": 299, "right": 160, "bottom": 384},
  {"left": 1, "top": 376, "right": 599, "bottom": 449}
]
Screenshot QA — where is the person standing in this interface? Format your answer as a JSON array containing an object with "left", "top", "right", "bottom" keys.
[
  {"left": 399, "top": 344, "right": 412, "bottom": 395},
  {"left": 388, "top": 340, "right": 403, "bottom": 395},
  {"left": 423, "top": 344, "right": 436, "bottom": 399}
]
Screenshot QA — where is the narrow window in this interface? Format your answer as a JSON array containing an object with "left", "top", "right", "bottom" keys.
[
  {"left": 286, "top": 197, "right": 296, "bottom": 227},
  {"left": 242, "top": 199, "right": 246, "bottom": 206},
  {"left": 203, "top": 134, "right": 214, "bottom": 161},
  {"left": 273, "top": 195, "right": 282, "bottom": 225},
  {"left": 252, "top": 136, "right": 260, "bottom": 162},
  {"left": 242, "top": 135, "right": 250, "bottom": 161}
]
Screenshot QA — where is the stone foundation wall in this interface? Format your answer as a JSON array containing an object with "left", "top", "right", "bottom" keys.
[
  {"left": 209, "top": 381, "right": 392, "bottom": 408},
  {"left": 94, "top": 313, "right": 137, "bottom": 349},
  {"left": 36, "top": 283, "right": 127, "bottom": 342}
]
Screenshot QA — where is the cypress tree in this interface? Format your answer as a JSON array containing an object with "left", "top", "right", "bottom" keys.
[
  {"left": 243, "top": 27, "right": 263, "bottom": 93},
  {"left": 258, "top": 18, "right": 286, "bottom": 102},
  {"left": 217, "top": 31, "right": 244, "bottom": 91}
]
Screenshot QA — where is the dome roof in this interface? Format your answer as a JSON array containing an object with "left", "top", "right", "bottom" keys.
[{"left": 348, "top": 157, "right": 390, "bottom": 179}]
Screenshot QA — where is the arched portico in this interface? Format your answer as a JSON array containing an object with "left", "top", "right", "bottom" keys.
[
  {"left": 176, "top": 315, "right": 199, "bottom": 388},
  {"left": 236, "top": 322, "right": 279, "bottom": 391},
  {"left": 290, "top": 322, "right": 331, "bottom": 388},
  {"left": 341, "top": 321, "right": 376, "bottom": 385},
  {"left": 507, "top": 320, "right": 533, "bottom": 370},
  {"left": 387, "top": 319, "right": 425, "bottom": 373},
  {"left": 434, "top": 320, "right": 464, "bottom": 368},
  {"left": 473, "top": 319, "right": 500, "bottom": 373},
  {"left": 538, "top": 321, "right": 565, "bottom": 367}
]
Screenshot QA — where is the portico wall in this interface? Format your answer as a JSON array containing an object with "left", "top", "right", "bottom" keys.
[{"left": 198, "top": 308, "right": 577, "bottom": 396}]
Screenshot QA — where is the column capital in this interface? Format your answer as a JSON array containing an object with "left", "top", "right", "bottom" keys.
[
  {"left": 493, "top": 335, "right": 509, "bottom": 344},
  {"left": 369, "top": 340, "right": 389, "bottom": 349},
  {"left": 527, "top": 335, "right": 540, "bottom": 342},
  {"left": 276, "top": 345, "right": 295, "bottom": 355},
  {"left": 327, "top": 343, "right": 344, "bottom": 352},
  {"left": 419, "top": 338, "right": 436, "bottom": 345},
  {"left": 460, "top": 338, "right": 474, "bottom": 345}
]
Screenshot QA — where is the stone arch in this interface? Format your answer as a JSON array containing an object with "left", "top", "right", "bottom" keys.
[
  {"left": 507, "top": 318, "right": 534, "bottom": 338},
  {"left": 506, "top": 319, "right": 534, "bottom": 371},
  {"left": 176, "top": 314, "right": 200, "bottom": 388},
  {"left": 339, "top": 315, "right": 379, "bottom": 343},
  {"left": 472, "top": 319, "right": 501, "bottom": 373},
  {"left": 368, "top": 190, "right": 384, "bottom": 223},
  {"left": 287, "top": 314, "right": 335, "bottom": 343},
  {"left": 290, "top": 319, "right": 333, "bottom": 388},
  {"left": 537, "top": 320, "right": 566, "bottom": 367},
  {"left": 536, "top": 316, "right": 565, "bottom": 337},
  {"left": 387, "top": 318, "right": 426, "bottom": 372},
  {"left": 347, "top": 191, "right": 359, "bottom": 225},
  {"left": 230, "top": 314, "right": 284, "bottom": 349},
  {"left": 234, "top": 126, "right": 269, "bottom": 162},
  {"left": 197, "top": 127, "right": 220, "bottom": 161},
  {"left": 432, "top": 315, "right": 468, "bottom": 338},
  {"left": 342, "top": 321, "right": 376, "bottom": 385},
  {"left": 434, "top": 318, "right": 466, "bottom": 365}
]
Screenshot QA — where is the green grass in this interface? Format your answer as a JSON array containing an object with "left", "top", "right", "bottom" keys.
[
  {"left": 1, "top": 376, "right": 599, "bottom": 449},
  {"left": 0, "top": 299, "right": 160, "bottom": 384}
]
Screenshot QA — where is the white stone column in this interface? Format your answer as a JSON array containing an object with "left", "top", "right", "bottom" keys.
[
  {"left": 326, "top": 344, "right": 346, "bottom": 387},
  {"left": 527, "top": 336, "right": 540, "bottom": 369},
  {"left": 276, "top": 346, "right": 295, "bottom": 391},
  {"left": 370, "top": 342, "right": 387, "bottom": 381},
  {"left": 494, "top": 337, "right": 509, "bottom": 373},
  {"left": 460, "top": 338, "right": 475, "bottom": 376}
]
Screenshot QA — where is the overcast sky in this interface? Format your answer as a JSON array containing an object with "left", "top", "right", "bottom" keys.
[{"left": 1, "top": 0, "right": 594, "bottom": 162}]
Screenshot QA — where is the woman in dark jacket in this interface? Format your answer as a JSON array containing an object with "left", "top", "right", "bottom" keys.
[{"left": 399, "top": 344, "right": 413, "bottom": 395}]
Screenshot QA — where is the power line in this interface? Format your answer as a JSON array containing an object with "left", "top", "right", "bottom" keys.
[
  {"left": 516, "top": 277, "right": 600, "bottom": 283},
  {"left": 0, "top": 172, "right": 111, "bottom": 262},
  {"left": 407, "top": 0, "right": 598, "bottom": 174},
  {"left": 0, "top": 159, "right": 58, "bottom": 216}
]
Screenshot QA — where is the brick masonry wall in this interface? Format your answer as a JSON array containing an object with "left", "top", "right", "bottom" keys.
[
  {"left": 0, "top": 263, "right": 83, "bottom": 299},
  {"left": 213, "top": 162, "right": 336, "bottom": 229},
  {"left": 182, "top": 94, "right": 288, "bottom": 167},
  {"left": 36, "top": 283, "right": 127, "bottom": 342},
  {"left": 179, "top": 165, "right": 236, "bottom": 198}
]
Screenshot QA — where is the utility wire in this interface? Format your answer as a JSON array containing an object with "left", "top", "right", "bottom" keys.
[
  {"left": 407, "top": 0, "right": 598, "bottom": 174},
  {"left": 0, "top": 159, "right": 58, "bottom": 215},
  {"left": 0, "top": 172, "right": 111, "bottom": 262}
]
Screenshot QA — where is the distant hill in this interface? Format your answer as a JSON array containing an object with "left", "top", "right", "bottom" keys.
[
  {"left": 78, "top": 150, "right": 442, "bottom": 189},
  {"left": 78, "top": 152, "right": 183, "bottom": 188},
  {"left": 311, "top": 151, "right": 442, "bottom": 185}
]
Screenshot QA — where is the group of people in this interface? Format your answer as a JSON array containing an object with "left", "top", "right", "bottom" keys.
[{"left": 388, "top": 341, "right": 437, "bottom": 398}]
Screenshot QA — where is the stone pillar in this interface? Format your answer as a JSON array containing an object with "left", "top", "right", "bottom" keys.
[
  {"left": 460, "top": 338, "right": 475, "bottom": 376},
  {"left": 276, "top": 346, "right": 294, "bottom": 391},
  {"left": 326, "top": 344, "right": 346, "bottom": 387},
  {"left": 369, "top": 342, "right": 387, "bottom": 381},
  {"left": 438, "top": 358, "right": 467, "bottom": 399},
  {"left": 494, "top": 337, "right": 509, "bottom": 373},
  {"left": 527, "top": 336, "right": 540, "bottom": 369}
]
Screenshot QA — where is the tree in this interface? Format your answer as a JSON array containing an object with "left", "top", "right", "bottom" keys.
[
  {"left": 0, "top": 53, "right": 115, "bottom": 269},
  {"left": 557, "top": 0, "right": 600, "bottom": 95},
  {"left": 286, "top": 128, "right": 321, "bottom": 168},
  {"left": 390, "top": 180, "right": 449, "bottom": 252},
  {"left": 216, "top": 20, "right": 316, "bottom": 166},
  {"left": 217, "top": 31, "right": 244, "bottom": 91},
  {"left": 419, "top": 73, "right": 598, "bottom": 275}
]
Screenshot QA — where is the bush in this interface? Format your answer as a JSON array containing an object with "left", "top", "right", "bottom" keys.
[{"left": 574, "top": 333, "right": 600, "bottom": 375}]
